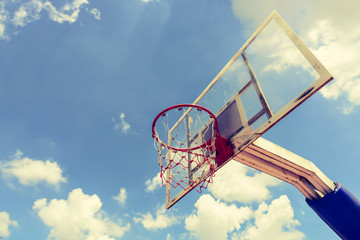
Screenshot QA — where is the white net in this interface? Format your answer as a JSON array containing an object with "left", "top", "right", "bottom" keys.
[{"left": 153, "top": 105, "right": 218, "bottom": 192}]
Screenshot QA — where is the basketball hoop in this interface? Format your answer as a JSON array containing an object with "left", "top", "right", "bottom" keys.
[{"left": 152, "top": 104, "right": 233, "bottom": 193}]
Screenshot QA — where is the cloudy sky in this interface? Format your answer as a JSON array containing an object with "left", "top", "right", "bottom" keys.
[{"left": 0, "top": 0, "right": 359, "bottom": 239}]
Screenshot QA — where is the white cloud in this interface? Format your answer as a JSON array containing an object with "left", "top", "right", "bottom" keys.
[
  {"left": 11, "top": 0, "right": 43, "bottom": 27},
  {"left": 0, "top": 23, "right": 5, "bottom": 38},
  {"left": 311, "top": 22, "right": 360, "bottom": 109},
  {"left": 230, "top": 0, "right": 360, "bottom": 113},
  {"left": 87, "top": 8, "right": 101, "bottom": 20},
  {"left": 43, "top": 0, "right": 88, "bottom": 24},
  {"left": 12, "top": 5, "right": 29, "bottom": 27},
  {"left": 234, "top": 195, "right": 305, "bottom": 240},
  {"left": 113, "top": 112, "right": 136, "bottom": 134},
  {"left": 208, "top": 161, "right": 281, "bottom": 203},
  {"left": 113, "top": 188, "right": 127, "bottom": 206},
  {"left": 184, "top": 194, "right": 304, "bottom": 240},
  {"left": 142, "top": 0, "right": 160, "bottom": 3},
  {"left": 145, "top": 172, "right": 162, "bottom": 192},
  {"left": 1, "top": 0, "right": 95, "bottom": 39},
  {"left": 0, "top": 150, "right": 66, "bottom": 188},
  {"left": 183, "top": 162, "right": 303, "bottom": 240},
  {"left": 231, "top": 0, "right": 308, "bottom": 31},
  {"left": 246, "top": 20, "right": 313, "bottom": 75},
  {"left": 133, "top": 205, "right": 179, "bottom": 230},
  {"left": 0, "top": 2, "right": 8, "bottom": 39},
  {"left": 33, "top": 188, "right": 130, "bottom": 240},
  {"left": 10, "top": 0, "right": 88, "bottom": 26},
  {"left": 185, "top": 194, "right": 252, "bottom": 240},
  {"left": 0, "top": 211, "right": 18, "bottom": 237},
  {"left": 166, "top": 233, "right": 174, "bottom": 240}
]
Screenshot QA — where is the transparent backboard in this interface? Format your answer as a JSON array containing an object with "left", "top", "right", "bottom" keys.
[{"left": 165, "top": 10, "right": 333, "bottom": 209}]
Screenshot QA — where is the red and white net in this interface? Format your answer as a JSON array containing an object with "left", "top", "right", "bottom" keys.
[{"left": 152, "top": 104, "right": 219, "bottom": 192}]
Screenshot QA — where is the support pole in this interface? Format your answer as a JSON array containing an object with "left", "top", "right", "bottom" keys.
[{"left": 307, "top": 183, "right": 360, "bottom": 240}]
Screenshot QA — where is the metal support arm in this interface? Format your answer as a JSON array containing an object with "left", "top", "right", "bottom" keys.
[{"left": 232, "top": 137, "right": 336, "bottom": 200}]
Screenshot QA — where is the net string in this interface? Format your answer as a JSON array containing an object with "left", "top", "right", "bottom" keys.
[{"left": 153, "top": 105, "right": 218, "bottom": 192}]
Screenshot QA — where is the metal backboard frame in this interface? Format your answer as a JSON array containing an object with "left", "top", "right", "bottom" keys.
[{"left": 165, "top": 10, "right": 333, "bottom": 209}]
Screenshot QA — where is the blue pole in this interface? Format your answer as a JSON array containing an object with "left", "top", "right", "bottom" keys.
[{"left": 306, "top": 183, "right": 360, "bottom": 240}]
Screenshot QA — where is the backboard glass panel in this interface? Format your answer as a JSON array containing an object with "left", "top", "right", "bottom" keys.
[{"left": 164, "top": 10, "right": 333, "bottom": 209}]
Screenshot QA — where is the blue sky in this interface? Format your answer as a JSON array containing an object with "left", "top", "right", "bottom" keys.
[{"left": 0, "top": 0, "right": 359, "bottom": 239}]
